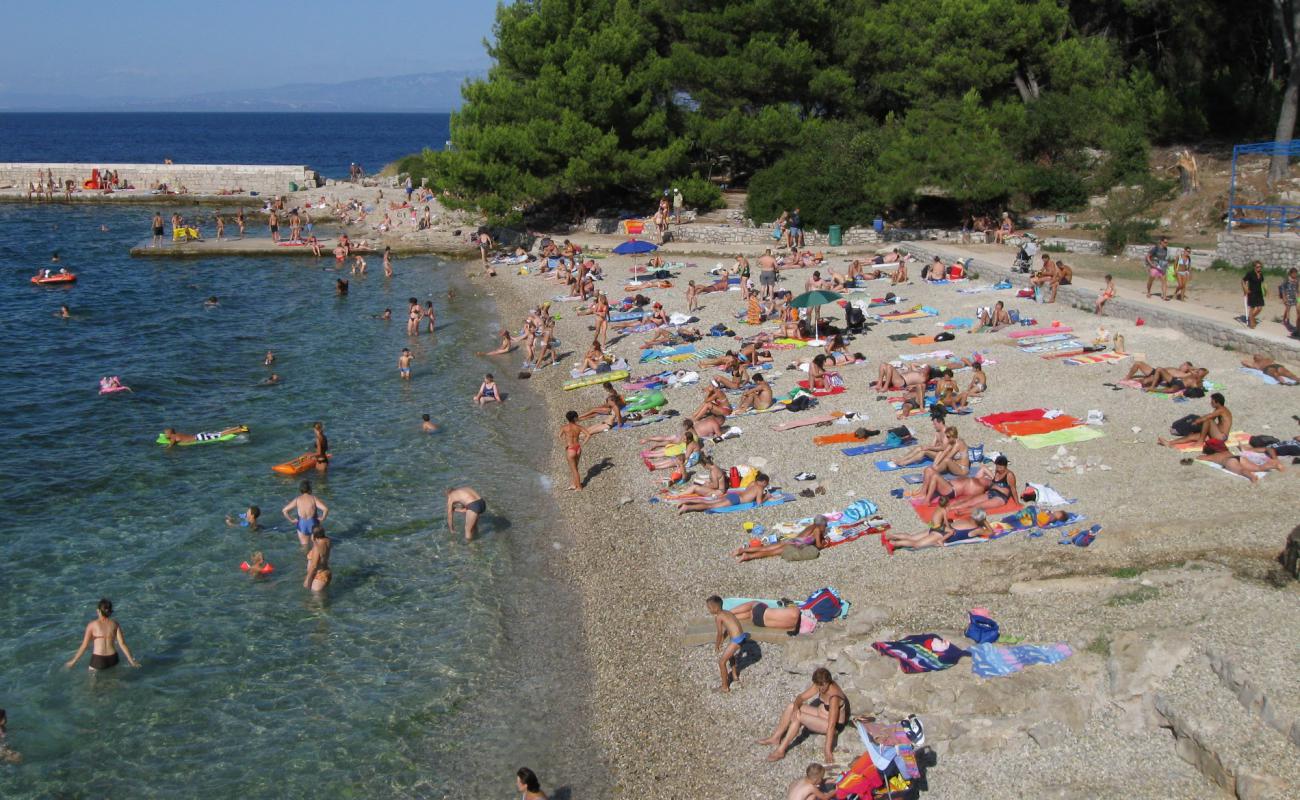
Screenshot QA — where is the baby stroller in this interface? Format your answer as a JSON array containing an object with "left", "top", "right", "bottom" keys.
[
  {"left": 1012, "top": 236, "right": 1038, "bottom": 273},
  {"left": 845, "top": 303, "right": 868, "bottom": 334}
]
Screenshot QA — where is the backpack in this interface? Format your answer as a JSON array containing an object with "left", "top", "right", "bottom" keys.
[
  {"left": 787, "top": 393, "right": 815, "bottom": 412},
  {"left": 801, "top": 587, "right": 849, "bottom": 622},
  {"left": 1170, "top": 414, "right": 1200, "bottom": 437}
]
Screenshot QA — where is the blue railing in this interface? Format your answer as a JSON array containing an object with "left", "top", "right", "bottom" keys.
[{"left": 1227, "top": 203, "right": 1300, "bottom": 236}]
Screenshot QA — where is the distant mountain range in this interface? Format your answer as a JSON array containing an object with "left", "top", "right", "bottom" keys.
[{"left": 0, "top": 71, "right": 483, "bottom": 112}]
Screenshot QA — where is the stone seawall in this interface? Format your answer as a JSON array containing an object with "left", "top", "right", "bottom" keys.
[
  {"left": 0, "top": 162, "right": 319, "bottom": 197},
  {"left": 579, "top": 217, "right": 882, "bottom": 247},
  {"left": 1215, "top": 232, "right": 1300, "bottom": 270},
  {"left": 900, "top": 242, "right": 1300, "bottom": 362}
]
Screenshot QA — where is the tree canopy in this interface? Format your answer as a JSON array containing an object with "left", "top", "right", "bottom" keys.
[{"left": 415, "top": 0, "right": 1297, "bottom": 227}]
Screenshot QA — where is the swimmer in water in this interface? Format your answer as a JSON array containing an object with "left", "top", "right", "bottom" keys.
[
  {"left": 243, "top": 551, "right": 270, "bottom": 577},
  {"left": 283, "top": 480, "right": 329, "bottom": 547},
  {"left": 476, "top": 329, "right": 514, "bottom": 356},
  {"left": 260, "top": 373, "right": 281, "bottom": 386},
  {"left": 399, "top": 348, "right": 413, "bottom": 380},
  {"left": 305, "top": 527, "right": 332, "bottom": 591},
  {"left": 383, "top": 246, "right": 393, "bottom": 278},
  {"left": 204, "top": 296, "right": 219, "bottom": 307},
  {"left": 446, "top": 486, "right": 486, "bottom": 541},
  {"left": 312, "top": 422, "right": 329, "bottom": 472},
  {"left": 0, "top": 708, "right": 22, "bottom": 764},
  {"left": 55, "top": 304, "right": 71, "bottom": 319},
  {"left": 264, "top": 350, "right": 275, "bottom": 365},
  {"left": 159, "top": 425, "right": 245, "bottom": 446},
  {"left": 226, "top": 504, "right": 261, "bottom": 531},
  {"left": 64, "top": 598, "right": 141, "bottom": 671},
  {"left": 380, "top": 308, "right": 392, "bottom": 321},
  {"left": 336, "top": 278, "right": 349, "bottom": 295},
  {"left": 421, "top": 413, "right": 439, "bottom": 433}
]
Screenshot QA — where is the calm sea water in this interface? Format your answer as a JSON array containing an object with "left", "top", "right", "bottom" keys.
[
  {"left": 0, "top": 203, "right": 601, "bottom": 797},
  {"left": 0, "top": 113, "right": 450, "bottom": 178}
]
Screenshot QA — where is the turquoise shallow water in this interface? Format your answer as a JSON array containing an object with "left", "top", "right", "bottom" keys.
[{"left": 0, "top": 205, "right": 599, "bottom": 797}]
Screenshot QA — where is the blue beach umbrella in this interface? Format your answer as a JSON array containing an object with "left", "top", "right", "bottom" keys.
[{"left": 613, "top": 240, "right": 658, "bottom": 255}]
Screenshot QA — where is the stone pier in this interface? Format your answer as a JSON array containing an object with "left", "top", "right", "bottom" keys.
[{"left": 0, "top": 162, "right": 320, "bottom": 197}]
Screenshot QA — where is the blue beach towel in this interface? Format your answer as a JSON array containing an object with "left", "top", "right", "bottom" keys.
[
  {"left": 707, "top": 492, "right": 796, "bottom": 514},
  {"left": 969, "top": 642, "right": 1072, "bottom": 678},
  {"left": 875, "top": 457, "right": 930, "bottom": 471},
  {"left": 843, "top": 441, "right": 911, "bottom": 457}
]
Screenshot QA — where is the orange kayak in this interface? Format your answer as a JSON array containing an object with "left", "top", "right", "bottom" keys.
[
  {"left": 31, "top": 273, "right": 77, "bottom": 285},
  {"left": 272, "top": 453, "right": 318, "bottom": 475}
]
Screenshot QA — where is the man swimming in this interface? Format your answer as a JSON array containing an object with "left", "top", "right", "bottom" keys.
[
  {"left": 159, "top": 425, "right": 245, "bottom": 446},
  {"left": 283, "top": 480, "right": 329, "bottom": 548},
  {"left": 445, "top": 487, "right": 486, "bottom": 542}
]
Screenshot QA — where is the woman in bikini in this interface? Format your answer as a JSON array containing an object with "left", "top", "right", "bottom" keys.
[
  {"left": 65, "top": 598, "right": 140, "bottom": 671},
  {"left": 731, "top": 516, "right": 829, "bottom": 562},
  {"left": 304, "top": 528, "right": 332, "bottom": 591},
  {"left": 406, "top": 297, "right": 421, "bottom": 337},
  {"left": 917, "top": 456, "right": 995, "bottom": 507},
  {"left": 885, "top": 506, "right": 997, "bottom": 552},
  {"left": 591, "top": 293, "right": 609, "bottom": 345},
  {"left": 759, "top": 667, "right": 848, "bottom": 763},
  {"left": 581, "top": 340, "right": 607, "bottom": 373},
  {"left": 578, "top": 383, "right": 625, "bottom": 426},
  {"left": 691, "top": 383, "right": 732, "bottom": 420},
  {"left": 711, "top": 361, "right": 748, "bottom": 391},
  {"left": 949, "top": 456, "right": 1017, "bottom": 514}
]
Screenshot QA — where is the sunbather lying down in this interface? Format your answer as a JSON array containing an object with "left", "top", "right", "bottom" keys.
[
  {"left": 1197, "top": 448, "right": 1287, "bottom": 483},
  {"left": 732, "top": 517, "right": 828, "bottom": 562},
  {"left": 1242, "top": 354, "right": 1298, "bottom": 384},
  {"left": 883, "top": 504, "right": 994, "bottom": 553}
]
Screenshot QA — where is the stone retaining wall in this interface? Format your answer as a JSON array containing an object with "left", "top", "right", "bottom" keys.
[
  {"left": 579, "top": 217, "right": 881, "bottom": 247},
  {"left": 900, "top": 242, "right": 1300, "bottom": 362},
  {"left": 0, "top": 162, "right": 319, "bottom": 196},
  {"left": 1215, "top": 232, "right": 1300, "bottom": 270}
]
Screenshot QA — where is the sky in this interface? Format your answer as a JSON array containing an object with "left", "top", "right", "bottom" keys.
[{"left": 0, "top": 0, "right": 496, "bottom": 100}]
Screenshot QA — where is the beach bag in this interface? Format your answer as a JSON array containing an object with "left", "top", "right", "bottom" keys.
[
  {"left": 1249, "top": 435, "right": 1280, "bottom": 448},
  {"left": 967, "top": 444, "right": 984, "bottom": 464},
  {"left": 836, "top": 751, "right": 885, "bottom": 799},
  {"left": 1170, "top": 414, "right": 1200, "bottom": 437},
  {"left": 965, "top": 613, "right": 1000, "bottom": 644},
  {"left": 801, "top": 587, "right": 847, "bottom": 622}
]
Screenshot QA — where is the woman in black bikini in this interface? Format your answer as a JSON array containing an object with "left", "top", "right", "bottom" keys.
[
  {"left": 949, "top": 456, "right": 1017, "bottom": 515},
  {"left": 65, "top": 598, "right": 140, "bottom": 671}
]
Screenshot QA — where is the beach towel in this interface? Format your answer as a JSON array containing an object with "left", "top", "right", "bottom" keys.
[
  {"left": 1008, "top": 326, "right": 1073, "bottom": 339},
  {"left": 977, "top": 409, "right": 1046, "bottom": 428},
  {"left": 1021, "top": 483, "right": 1073, "bottom": 507},
  {"left": 844, "top": 440, "right": 912, "bottom": 457},
  {"left": 872, "top": 635, "right": 968, "bottom": 673},
  {"left": 897, "top": 349, "right": 954, "bottom": 363},
  {"left": 998, "top": 510, "right": 1082, "bottom": 530},
  {"left": 875, "top": 457, "right": 931, "bottom": 472},
  {"left": 1239, "top": 366, "right": 1297, "bottom": 385},
  {"left": 1020, "top": 339, "right": 1084, "bottom": 354},
  {"left": 814, "top": 431, "right": 871, "bottom": 446},
  {"left": 707, "top": 491, "right": 796, "bottom": 514},
  {"left": 911, "top": 496, "right": 1021, "bottom": 524},
  {"left": 877, "top": 310, "right": 936, "bottom": 322},
  {"left": 998, "top": 416, "right": 1080, "bottom": 437},
  {"left": 907, "top": 335, "right": 938, "bottom": 346},
  {"left": 943, "top": 317, "right": 976, "bottom": 329},
  {"left": 969, "top": 642, "right": 1072, "bottom": 678},
  {"left": 1013, "top": 425, "right": 1105, "bottom": 449},
  {"left": 1014, "top": 332, "right": 1077, "bottom": 346},
  {"left": 853, "top": 721, "right": 922, "bottom": 780},
  {"left": 1170, "top": 430, "right": 1252, "bottom": 452},
  {"left": 1194, "top": 459, "right": 1272, "bottom": 481},
  {"left": 770, "top": 412, "right": 843, "bottom": 432},
  {"left": 1063, "top": 352, "right": 1130, "bottom": 366}
]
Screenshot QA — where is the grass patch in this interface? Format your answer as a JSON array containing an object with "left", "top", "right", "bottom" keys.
[
  {"left": 1108, "top": 566, "right": 1146, "bottom": 579},
  {"left": 1107, "top": 586, "right": 1160, "bottom": 606},
  {"left": 1210, "top": 258, "right": 1291, "bottom": 276},
  {"left": 1085, "top": 635, "right": 1111, "bottom": 657},
  {"left": 1043, "top": 242, "right": 1068, "bottom": 253}
]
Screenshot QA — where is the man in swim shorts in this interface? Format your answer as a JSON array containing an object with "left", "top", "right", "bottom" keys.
[
  {"left": 706, "top": 595, "right": 747, "bottom": 692},
  {"left": 1158, "top": 392, "right": 1233, "bottom": 450},
  {"left": 283, "top": 480, "right": 329, "bottom": 547},
  {"left": 446, "top": 487, "right": 486, "bottom": 542},
  {"left": 398, "top": 348, "right": 413, "bottom": 380}
]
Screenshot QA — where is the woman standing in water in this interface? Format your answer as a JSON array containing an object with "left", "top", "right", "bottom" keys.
[{"left": 64, "top": 598, "right": 140, "bottom": 671}]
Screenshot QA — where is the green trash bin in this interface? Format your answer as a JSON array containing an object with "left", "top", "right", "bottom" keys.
[
  {"left": 289, "top": 182, "right": 299, "bottom": 192},
  {"left": 828, "top": 224, "right": 843, "bottom": 247}
]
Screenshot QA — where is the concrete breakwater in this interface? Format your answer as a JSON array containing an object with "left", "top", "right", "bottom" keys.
[{"left": 0, "top": 162, "right": 319, "bottom": 197}]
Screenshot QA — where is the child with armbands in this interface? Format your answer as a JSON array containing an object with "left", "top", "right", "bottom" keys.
[{"left": 241, "top": 551, "right": 273, "bottom": 576}]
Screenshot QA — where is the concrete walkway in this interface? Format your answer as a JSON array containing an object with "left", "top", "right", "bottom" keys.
[{"left": 901, "top": 241, "right": 1300, "bottom": 362}]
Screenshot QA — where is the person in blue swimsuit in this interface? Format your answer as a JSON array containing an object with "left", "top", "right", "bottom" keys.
[
  {"left": 282, "top": 481, "right": 329, "bottom": 547},
  {"left": 707, "top": 595, "right": 748, "bottom": 692},
  {"left": 473, "top": 373, "right": 502, "bottom": 405}
]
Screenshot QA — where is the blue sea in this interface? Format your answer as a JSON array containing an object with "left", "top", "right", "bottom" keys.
[
  {"left": 0, "top": 112, "right": 450, "bottom": 178},
  {"left": 0, "top": 200, "right": 603, "bottom": 796}
]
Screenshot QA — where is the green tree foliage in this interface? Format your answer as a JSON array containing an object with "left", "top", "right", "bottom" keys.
[
  {"left": 421, "top": 0, "right": 1300, "bottom": 224},
  {"left": 746, "top": 121, "right": 881, "bottom": 228}
]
